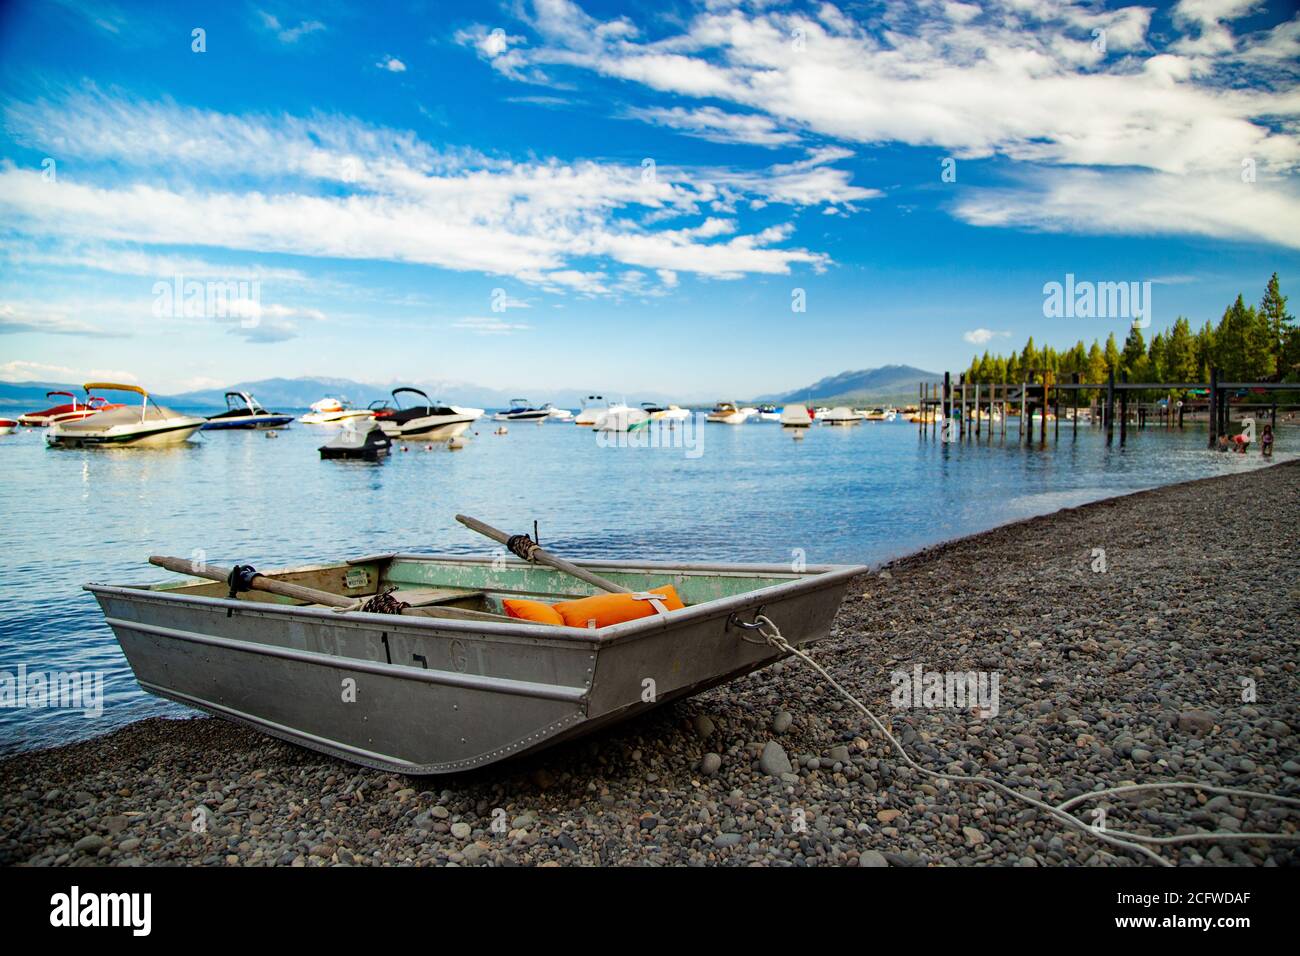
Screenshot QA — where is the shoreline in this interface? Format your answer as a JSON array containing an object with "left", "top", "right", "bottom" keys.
[{"left": 2, "top": 461, "right": 1297, "bottom": 866}]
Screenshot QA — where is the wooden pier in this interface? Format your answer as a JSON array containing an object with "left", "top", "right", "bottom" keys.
[{"left": 917, "top": 369, "right": 1298, "bottom": 448}]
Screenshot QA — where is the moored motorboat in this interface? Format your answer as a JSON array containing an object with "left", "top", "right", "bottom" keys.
[
  {"left": 574, "top": 395, "right": 609, "bottom": 426},
  {"left": 820, "top": 406, "right": 861, "bottom": 426},
  {"left": 0, "top": 418, "right": 17, "bottom": 435},
  {"left": 301, "top": 397, "right": 373, "bottom": 425},
  {"left": 375, "top": 388, "right": 482, "bottom": 442},
  {"left": 319, "top": 419, "right": 391, "bottom": 460},
  {"left": 18, "top": 391, "right": 122, "bottom": 427},
  {"left": 46, "top": 384, "right": 206, "bottom": 447},
  {"left": 202, "top": 391, "right": 295, "bottom": 430},
  {"left": 860, "top": 407, "right": 897, "bottom": 422},
  {"left": 780, "top": 404, "right": 813, "bottom": 427},
  {"left": 706, "top": 401, "right": 746, "bottom": 424},
  {"left": 87, "top": 524, "right": 865, "bottom": 775},
  {"left": 494, "top": 399, "right": 552, "bottom": 422},
  {"left": 756, "top": 404, "right": 781, "bottom": 422},
  {"left": 594, "top": 405, "right": 651, "bottom": 432},
  {"left": 547, "top": 406, "right": 575, "bottom": 422}
]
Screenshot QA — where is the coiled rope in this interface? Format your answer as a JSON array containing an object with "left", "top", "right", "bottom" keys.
[
  {"left": 751, "top": 615, "right": 1300, "bottom": 867},
  {"left": 506, "top": 533, "right": 541, "bottom": 562}
]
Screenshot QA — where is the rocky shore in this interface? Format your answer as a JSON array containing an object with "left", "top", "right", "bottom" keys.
[{"left": 3, "top": 461, "right": 1297, "bottom": 867}]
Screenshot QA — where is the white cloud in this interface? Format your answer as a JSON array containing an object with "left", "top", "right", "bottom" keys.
[
  {"left": 460, "top": 0, "right": 1300, "bottom": 247},
  {"left": 963, "top": 328, "right": 1010, "bottom": 345},
  {"left": 1, "top": 92, "right": 857, "bottom": 289},
  {"left": 0, "top": 359, "right": 138, "bottom": 384},
  {"left": 626, "top": 105, "right": 800, "bottom": 147},
  {"left": 377, "top": 56, "right": 406, "bottom": 72},
  {"left": 257, "top": 10, "right": 325, "bottom": 44}
]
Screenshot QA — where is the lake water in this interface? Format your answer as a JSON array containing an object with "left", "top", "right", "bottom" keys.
[{"left": 0, "top": 410, "right": 1290, "bottom": 754}]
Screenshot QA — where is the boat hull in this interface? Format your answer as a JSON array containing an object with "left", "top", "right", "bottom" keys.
[
  {"left": 202, "top": 414, "right": 295, "bottom": 430},
  {"left": 47, "top": 421, "right": 204, "bottom": 447},
  {"left": 87, "top": 557, "right": 862, "bottom": 774}
]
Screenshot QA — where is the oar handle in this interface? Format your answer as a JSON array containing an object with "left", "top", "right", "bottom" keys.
[
  {"left": 149, "top": 555, "right": 354, "bottom": 607},
  {"left": 454, "top": 514, "right": 630, "bottom": 594}
]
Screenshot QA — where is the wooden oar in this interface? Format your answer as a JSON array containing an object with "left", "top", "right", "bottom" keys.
[
  {"left": 148, "top": 556, "right": 523, "bottom": 624},
  {"left": 454, "top": 514, "right": 630, "bottom": 594}
]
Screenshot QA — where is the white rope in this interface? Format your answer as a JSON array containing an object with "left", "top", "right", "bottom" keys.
[{"left": 754, "top": 615, "right": 1300, "bottom": 867}]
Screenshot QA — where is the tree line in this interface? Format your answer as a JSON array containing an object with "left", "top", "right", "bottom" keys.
[{"left": 964, "top": 273, "right": 1298, "bottom": 401}]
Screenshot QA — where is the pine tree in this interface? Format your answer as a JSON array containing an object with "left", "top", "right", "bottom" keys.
[
  {"left": 1165, "top": 317, "right": 1196, "bottom": 383},
  {"left": 1259, "top": 272, "right": 1293, "bottom": 378}
]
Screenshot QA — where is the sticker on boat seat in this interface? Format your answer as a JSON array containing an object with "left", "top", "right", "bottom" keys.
[{"left": 345, "top": 568, "right": 369, "bottom": 590}]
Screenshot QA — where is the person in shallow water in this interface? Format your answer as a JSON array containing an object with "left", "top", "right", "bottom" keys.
[
  {"left": 1233, "top": 432, "right": 1250, "bottom": 454},
  {"left": 1261, "top": 424, "right": 1274, "bottom": 458},
  {"left": 1217, "top": 434, "right": 1231, "bottom": 452}
]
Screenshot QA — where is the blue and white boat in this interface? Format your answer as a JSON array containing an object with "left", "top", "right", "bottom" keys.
[{"left": 202, "top": 392, "right": 295, "bottom": 430}]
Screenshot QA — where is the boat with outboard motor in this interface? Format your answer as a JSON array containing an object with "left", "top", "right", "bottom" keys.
[
  {"left": 372, "top": 388, "right": 482, "bottom": 442},
  {"left": 46, "top": 384, "right": 206, "bottom": 447},
  {"left": 202, "top": 392, "right": 295, "bottom": 430}
]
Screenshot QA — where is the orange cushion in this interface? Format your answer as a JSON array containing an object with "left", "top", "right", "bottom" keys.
[
  {"left": 552, "top": 585, "right": 684, "bottom": 629},
  {"left": 502, "top": 599, "right": 564, "bottom": 626}
]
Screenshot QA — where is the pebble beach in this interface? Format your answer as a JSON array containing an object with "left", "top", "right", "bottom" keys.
[{"left": 3, "top": 460, "right": 1297, "bottom": 867}]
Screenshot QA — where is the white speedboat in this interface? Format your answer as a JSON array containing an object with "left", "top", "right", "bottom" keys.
[
  {"left": 574, "top": 395, "right": 610, "bottom": 426},
  {"left": 494, "top": 399, "right": 553, "bottom": 422},
  {"left": 46, "top": 383, "right": 206, "bottom": 448},
  {"left": 820, "top": 406, "right": 861, "bottom": 426},
  {"left": 706, "top": 401, "right": 746, "bottom": 424},
  {"left": 547, "top": 406, "right": 575, "bottom": 422},
  {"left": 756, "top": 404, "right": 780, "bottom": 422},
  {"left": 375, "top": 387, "right": 481, "bottom": 442},
  {"left": 780, "top": 405, "right": 812, "bottom": 428},
  {"left": 202, "top": 391, "right": 295, "bottom": 430},
  {"left": 301, "top": 397, "right": 373, "bottom": 425}
]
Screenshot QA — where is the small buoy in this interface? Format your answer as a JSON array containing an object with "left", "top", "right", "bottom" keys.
[
  {"left": 401, "top": 445, "right": 409, "bottom": 452},
  {"left": 424, "top": 444, "right": 433, "bottom": 451}
]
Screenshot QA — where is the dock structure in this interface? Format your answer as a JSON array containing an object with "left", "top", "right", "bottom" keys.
[{"left": 918, "top": 369, "right": 1298, "bottom": 448}]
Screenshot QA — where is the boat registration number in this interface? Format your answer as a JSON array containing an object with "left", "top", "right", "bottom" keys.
[{"left": 345, "top": 568, "right": 370, "bottom": 590}]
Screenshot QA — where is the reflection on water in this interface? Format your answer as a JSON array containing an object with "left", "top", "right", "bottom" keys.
[{"left": 0, "top": 414, "right": 1290, "bottom": 752}]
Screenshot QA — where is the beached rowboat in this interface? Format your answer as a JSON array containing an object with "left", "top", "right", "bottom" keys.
[{"left": 87, "top": 542, "right": 865, "bottom": 774}]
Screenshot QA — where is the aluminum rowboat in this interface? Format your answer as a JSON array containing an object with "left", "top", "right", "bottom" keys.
[{"left": 86, "top": 554, "right": 865, "bottom": 775}]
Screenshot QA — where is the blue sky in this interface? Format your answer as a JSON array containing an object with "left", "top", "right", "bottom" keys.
[{"left": 1, "top": 0, "right": 1298, "bottom": 399}]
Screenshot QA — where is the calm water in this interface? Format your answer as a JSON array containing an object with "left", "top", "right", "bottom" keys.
[{"left": 0, "top": 412, "right": 1290, "bottom": 753}]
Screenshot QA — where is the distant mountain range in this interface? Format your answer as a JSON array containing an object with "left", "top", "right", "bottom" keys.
[
  {"left": 0, "top": 365, "right": 941, "bottom": 412},
  {"left": 752, "top": 364, "right": 939, "bottom": 405},
  {"left": 0, "top": 378, "right": 588, "bottom": 411}
]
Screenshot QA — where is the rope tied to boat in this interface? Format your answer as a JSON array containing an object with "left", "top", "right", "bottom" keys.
[
  {"left": 749, "top": 614, "right": 1300, "bottom": 867},
  {"left": 360, "top": 586, "right": 409, "bottom": 615},
  {"left": 506, "top": 533, "right": 541, "bottom": 563}
]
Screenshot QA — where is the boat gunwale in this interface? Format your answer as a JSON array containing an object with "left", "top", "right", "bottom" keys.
[{"left": 84, "top": 556, "right": 869, "bottom": 645}]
